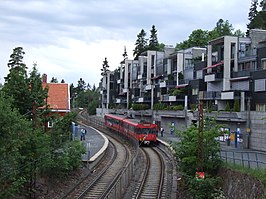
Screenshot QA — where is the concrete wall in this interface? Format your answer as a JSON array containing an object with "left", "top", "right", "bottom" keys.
[{"left": 97, "top": 108, "right": 266, "bottom": 151}]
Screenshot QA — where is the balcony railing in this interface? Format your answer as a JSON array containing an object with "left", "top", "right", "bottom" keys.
[
  {"left": 203, "top": 91, "right": 221, "bottom": 100},
  {"left": 204, "top": 72, "right": 223, "bottom": 82},
  {"left": 231, "top": 70, "right": 252, "bottom": 78}
]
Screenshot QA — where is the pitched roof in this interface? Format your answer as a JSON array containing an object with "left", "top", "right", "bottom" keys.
[{"left": 43, "top": 83, "right": 70, "bottom": 112}]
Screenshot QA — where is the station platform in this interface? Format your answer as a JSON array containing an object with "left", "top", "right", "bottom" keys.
[{"left": 76, "top": 123, "right": 108, "bottom": 162}]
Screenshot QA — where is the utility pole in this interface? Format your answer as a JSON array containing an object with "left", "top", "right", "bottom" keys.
[{"left": 197, "top": 91, "right": 204, "bottom": 177}]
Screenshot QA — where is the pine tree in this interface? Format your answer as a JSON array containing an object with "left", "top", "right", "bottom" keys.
[
  {"left": 133, "top": 29, "right": 148, "bottom": 58},
  {"left": 3, "top": 47, "right": 31, "bottom": 116},
  {"left": 50, "top": 77, "right": 58, "bottom": 83},
  {"left": 246, "top": 0, "right": 266, "bottom": 35},
  {"left": 148, "top": 25, "right": 159, "bottom": 50},
  {"left": 247, "top": 0, "right": 259, "bottom": 35}
]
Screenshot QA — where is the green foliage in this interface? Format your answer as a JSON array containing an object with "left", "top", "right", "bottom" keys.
[
  {"left": 50, "top": 77, "right": 58, "bottom": 83},
  {"left": 190, "top": 104, "right": 197, "bottom": 111},
  {"left": 224, "top": 163, "right": 266, "bottom": 185},
  {"left": 131, "top": 103, "right": 150, "bottom": 110},
  {"left": 133, "top": 29, "right": 148, "bottom": 58},
  {"left": 38, "top": 141, "right": 85, "bottom": 179},
  {"left": 173, "top": 117, "right": 223, "bottom": 198},
  {"left": 176, "top": 19, "right": 236, "bottom": 50},
  {"left": 171, "top": 105, "right": 184, "bottom": 110},
  {"left": 247, "top": 0, "right": 266, "bottom": 35},
  {"left": 233, "top": 99, "right": 240, "bottom": 112},
  {"left": 70, "top": 78, "right": 99, "bottom": 114},
  {"left": 172, "top": 88, "right": 184, "bottom": 96},
  {"left": 173, "top": 117, "right": 222, "bottom": 176},
  {"left": 0, "top": 92, "right": 32, "bottom": 197},
  {"left": 225, "top": 101, "right": 231, "bottom": 111},
  {"left": 148, "top": 25, "right": 160, "bottom": 51},
  {"left": 178, "top": 72, "right": 184, "bottom": 80},
  {"left": 154, "top": 103, "right": 167, "bottom": 110},
  {"left": 3, "top": 47, "right": 31, "bottom": 116},
  {"left": 187, "top": 175, "right": 224, "bottom": 199}
]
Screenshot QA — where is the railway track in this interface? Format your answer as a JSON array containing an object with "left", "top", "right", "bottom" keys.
[
  {"left": 131, "top": 146, "right": 166, "bottom": 199},
  {"left": 62, "top": 134, "right": 130, "bottom": 199}
]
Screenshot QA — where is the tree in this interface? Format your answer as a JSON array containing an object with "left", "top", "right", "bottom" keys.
[
  {"left": 234, "top": 29, "right": 245, "bottom": 37},
  {"left": 210, "top": 19, "right": 234, "bottom": 38},
  {"left": 50, "top": 77, "right": 58, "bottom": 83},
  {"left": 176, "top": 19, "right": 235, "bottom": 50},
  {"left": 133, "top": 29, "right": 148, "bottom": 58},
  {"left": 87, "top": 89, "right": 100, "bottom": 115},
  {"left": 173, "top": 118, "right": 223, "bottom": 198},
  {"left": 0, "top": 92, "right": 29, "bottom": 198},
  {"left": 148, "top": 25, "right": 160, "bottom": 50},
  {"left": 61, "top": 79, "right": 65, "bottom": 83},
  {"left": 3, "top": 47, "right": 31, "bottom": 116},
  {"left": 173, "top": 117, "right": 222, "bottom": 176},
  {"left": 247, "top": 0, "right": 266, "bottom": 35},
  {"left": 77, "top": 78, "right": 86, "bottom": 93}
]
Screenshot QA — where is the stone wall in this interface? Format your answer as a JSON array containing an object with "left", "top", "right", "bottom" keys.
[{"left": 219, "top": 167, "right": 265, "bottom": 199}]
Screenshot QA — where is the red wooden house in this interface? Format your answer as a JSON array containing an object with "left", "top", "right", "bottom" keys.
[{"left": 42, "top": 74, "right": 70, "bottom": 127}]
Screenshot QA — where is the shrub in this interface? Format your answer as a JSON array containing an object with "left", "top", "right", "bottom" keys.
[{"left": 233, "top": 100, "right": 240, "bottom": 112}]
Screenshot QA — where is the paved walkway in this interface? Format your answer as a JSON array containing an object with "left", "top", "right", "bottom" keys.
[{"left": 75, "top": 123, "right": 108, "bottom": 162}]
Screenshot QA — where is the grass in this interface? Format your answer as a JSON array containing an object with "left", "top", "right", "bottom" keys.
[{"left": 223, "top": 162, "right": 266, "bottom": 184}]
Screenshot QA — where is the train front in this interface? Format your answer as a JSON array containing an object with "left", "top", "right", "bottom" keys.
[{"left": 136, "top": 124, "right": 158, "bottom": 145}]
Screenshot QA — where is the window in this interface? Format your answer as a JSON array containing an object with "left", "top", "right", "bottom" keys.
[
  {"left": 48, "top": 121, "right": 53, "bottom": 128},
  {"left": 256, "top": 104, "right": 266, "bottom": 111},
  {"left": 184, "top": 59, "right": 193, "bottom": 70},
  {"left": 192, "top": 88, "right": 199, "bottom": 95},
  {"left": 254, "top": 79, "right": 266, "bottom": 92},
  {"left": 261, "top": 59, "right": 266, "bottom": 70}
]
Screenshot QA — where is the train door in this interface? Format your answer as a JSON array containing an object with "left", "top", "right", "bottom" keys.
[{"left": 155, "top": 121, "right": 161, "bottom": 136}]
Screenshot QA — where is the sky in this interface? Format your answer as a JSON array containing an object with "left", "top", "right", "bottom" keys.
[{"left": 0, "top": 0, "right": 252, "bottom": 87}]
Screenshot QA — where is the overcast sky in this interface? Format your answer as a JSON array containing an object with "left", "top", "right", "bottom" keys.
[{"left": 0, "top": 0, "right": 251, "bottom": 87}]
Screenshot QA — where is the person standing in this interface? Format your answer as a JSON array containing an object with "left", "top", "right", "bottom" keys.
[{"left": 161, "top": 127, "right": 164, "bottom": 137}]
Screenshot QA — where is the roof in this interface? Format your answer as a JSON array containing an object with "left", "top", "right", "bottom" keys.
[{"left": 43, "top": 83, "right": 70, "bottom": 112}]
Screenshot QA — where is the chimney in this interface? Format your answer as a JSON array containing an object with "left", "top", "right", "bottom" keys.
[{"left": 42, "top": 74, "right": 47, "bottom": 83}]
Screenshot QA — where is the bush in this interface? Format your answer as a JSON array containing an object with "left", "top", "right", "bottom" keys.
[
  {"left": 154, "top": 103, "right": 167, "bottom": 110},
  {"left": 233, "top": 100, "right": 240, "bottom": 112},
  {"left": 172, "top": 104, "right": 184, "bottom": 110},
  {"left": 187, "top": 175, "right": 224, "bottom": 199},
  {"left": 131, "top": 103, "right": 149, "bottom": 110}
]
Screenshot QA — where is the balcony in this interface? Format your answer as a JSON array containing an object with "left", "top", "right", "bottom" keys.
[
  {"left": 145, "top": 84, "right": 152, "bottom": 90},
  {"left": 204, "top": 72, "right": 223, "bottom": 82},
  {"left": 231, "top": 70, "right": 252, "bottom": 78},
  {"left": 160, "top": 81, "right": 166, "bottom": 88},
  {"left": 133, "top": 96, "right": 151, "bottom": 103},
  {"left": 203, "top": 91, "right": 221, "bottom": 100},
  {"left": 221, "top": 90, "right": 243, "bottom": 100},
  {"left": 115, "top": 98, "right": 127, "bottom": 104},
  {"left": 160, "top": 80, "right": 177, "bottom": 88}
]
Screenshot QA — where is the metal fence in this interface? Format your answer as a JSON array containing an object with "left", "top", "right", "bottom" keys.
[
  {"left": 78, "top": 113, "right": 140, "bottom": 198},
  {"left": 220, "top": 149, "right": 266, "bottom": 169}
]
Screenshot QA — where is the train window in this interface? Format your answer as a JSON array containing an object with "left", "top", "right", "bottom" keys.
[
  {"left": 129, "top": 125, "right": 135, "bottom": 132},
  {"left": 138, "top": 128, "right": 150, "bottom": 135}
]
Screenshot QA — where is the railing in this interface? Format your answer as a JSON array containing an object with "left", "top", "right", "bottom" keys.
[
  {"left": 220, "top": 149, "right": 266, "bottom": 169},
  {"left": 78, "top": 114, "right": 139, "bottom": 198}
]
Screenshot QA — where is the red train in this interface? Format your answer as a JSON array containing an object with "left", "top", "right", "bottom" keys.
[{"left": 104, "top": 113, "right": 158, "bottom": 144}]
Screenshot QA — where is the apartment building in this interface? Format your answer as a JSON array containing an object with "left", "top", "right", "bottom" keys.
[
  {"left": 100, "top": 29, "right": 266, "bottom": 113},
  {"left": 204, "top": 29, "right": 266, "bottom": 112}
]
